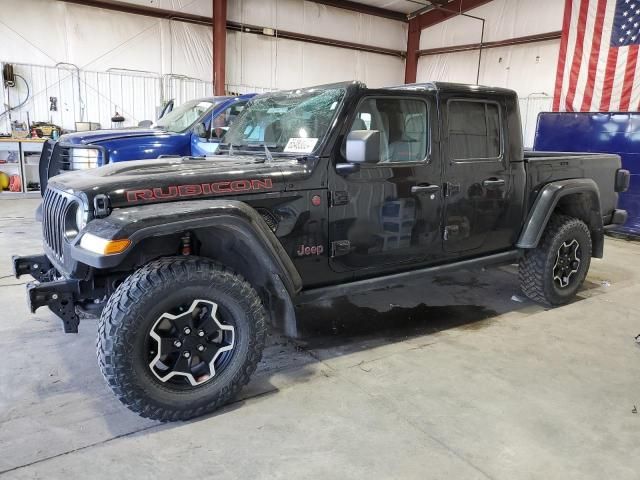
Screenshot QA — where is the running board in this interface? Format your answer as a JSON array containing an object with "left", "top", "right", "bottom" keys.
[{"left": 296, "top": 250, "right": 521, "bottom": 304}]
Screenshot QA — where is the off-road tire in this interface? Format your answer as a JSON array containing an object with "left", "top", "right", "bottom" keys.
[
  {"left": 519, "top": 214, "right": 591, "bottom": 307},
  {"left": 97, "top": 256, "right": 266, "bottom": 421}
]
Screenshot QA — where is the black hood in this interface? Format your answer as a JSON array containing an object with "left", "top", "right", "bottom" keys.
[{"left": 48, "top": 156, "right": 290, "bottom": 209}]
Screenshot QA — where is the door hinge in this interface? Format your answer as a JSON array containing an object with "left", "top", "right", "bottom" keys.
[
  {"left": 330, "top": 190, "right": 349, "bottom": 206},
  {"left": 331, "top": 240, "right": 351, "bottom": 257}
]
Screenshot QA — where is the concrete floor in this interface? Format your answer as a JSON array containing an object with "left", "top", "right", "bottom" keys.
[{"left": 1, "top": 198, "right": 639, "bottom": 479}]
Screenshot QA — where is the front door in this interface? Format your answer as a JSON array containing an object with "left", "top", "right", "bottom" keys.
[
  {"left": 329, "top": 93, "right": 443, "bottom": 274},
  {"left": 191, "top": 101, "right": 248, "bottom": 156},
  {"left": 442, "top": 98, "right": 511, "bottom": 253}
]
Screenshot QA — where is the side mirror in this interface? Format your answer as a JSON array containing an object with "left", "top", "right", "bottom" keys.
[{"left": 345, "top": 130, "right": 380, "bottom": 164}]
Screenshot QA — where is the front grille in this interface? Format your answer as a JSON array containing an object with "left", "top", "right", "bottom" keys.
[
  {"left": 40, "top": 141, "right": 72, "bottom": 194},
  {"left": 39, "top": 140, "right": 55, "bottom": 195},
  {"left": 42, "top": 188, "right": 69, "bottom": 261}
]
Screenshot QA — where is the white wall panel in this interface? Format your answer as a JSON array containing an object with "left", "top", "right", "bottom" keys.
[
  {"left": 417, "top": 40, "right": 560, "bottom": 96},
  {"left": 479, "top": 40, "right": 560, "bottom": 96},
  {"left": 226, "top": 31, "right": 404, "bottom": 91},
  {"left": 0, "top": 0, "right": 67, "bottom": 66},
  {"left": 417, "top": 50, "right": 479, "bottom": 85},
  {"left": 417, "top": 40, "right": 559, "bottom": 148},
  {"left": 63, "top": 3, "right": 164, "bottom": 73},
  {"left": 228, "top": 0, "right": 407, "bottom": 51},
  {"left": 420, "top": 0, "right": 564, "bottom": 50}
]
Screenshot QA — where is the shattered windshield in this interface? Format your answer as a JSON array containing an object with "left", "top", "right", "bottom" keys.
[{"left": 221, "top": 87, "right": 345, "bottom": 154}]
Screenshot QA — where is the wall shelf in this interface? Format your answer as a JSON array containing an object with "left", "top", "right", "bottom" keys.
[{"left": 0, "top": 138, "right": 45, "bottom": 196}]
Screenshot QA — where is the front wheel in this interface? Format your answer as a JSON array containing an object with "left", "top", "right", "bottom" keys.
[
  {"left": 519, "top": 214, "right": 592, "bottom": 307},
  {"left": 97, "top": 257, "right": 266, "bottom": 421}
]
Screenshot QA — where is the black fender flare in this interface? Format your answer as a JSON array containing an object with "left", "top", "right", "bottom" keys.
[
  {"left": 70, "top": 199, "right": 303, "bottom": 298},
  {"left": 517, "top": 178, "right": 603, "bottom": 252}
]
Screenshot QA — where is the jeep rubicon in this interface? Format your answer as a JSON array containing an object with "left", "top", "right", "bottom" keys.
[{"left": 12, "top": 81, "right": 629, "bottom": 421}]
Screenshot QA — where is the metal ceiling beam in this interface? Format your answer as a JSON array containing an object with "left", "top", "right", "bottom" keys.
[
  {"left": 306, "top": 0, "right": 408, "bottom": 22},
  {"left": 60, "top": 0, "right": 213, "bottom": 25},
  {"left": 58, "top": 0, "right": 404, "bottom": 58},
  {"left": 226, "top": 21, "right": 405, "bottom": 57},
  {"left": 415, "top": 0, "right": 493, "bottom": 30},
  {"left": 418, "top": 30, "right": 562, "bottom": 56}
]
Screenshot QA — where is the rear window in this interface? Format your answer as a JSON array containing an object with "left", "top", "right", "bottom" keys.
[{"left": 448, "top": 100, "right": 502, "bottom": 161}]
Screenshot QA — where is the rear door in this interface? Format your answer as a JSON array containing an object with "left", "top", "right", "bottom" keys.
[
  {"left": 441, "top": 98, "right": 512, "bottom": 253},
  {"left": 328, "top": 92, "right": 444, "bottom": 274}
]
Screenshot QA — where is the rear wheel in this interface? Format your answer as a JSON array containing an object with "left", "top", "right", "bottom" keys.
[
  {"left": 519, "top": 214, "right": 592, "bottom": 307},
  {"left": 97, "top": 257, "right": 266, "bottom": 421}
]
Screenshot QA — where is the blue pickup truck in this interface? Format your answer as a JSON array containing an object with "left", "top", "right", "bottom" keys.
[
  {"left": 534, "top": 111, "right": 640, "bottom": 236},
  {"left": 38, "top": 93, "right": 255, "bottom": 193}
]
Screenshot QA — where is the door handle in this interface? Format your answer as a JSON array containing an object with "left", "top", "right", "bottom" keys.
[
  {"left": 482, "top": 178, "right": 506, "bottom": 188},
  {"left": 411, "top": 184, "right": 440, "bottom": 194}
]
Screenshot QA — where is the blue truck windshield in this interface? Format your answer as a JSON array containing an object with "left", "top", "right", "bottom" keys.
[
  {"left": 155, "top": 99, "right": 219, "bottom": 133},
  {"left": 223, "top": 87, "right": 345, "bottom": 153}
]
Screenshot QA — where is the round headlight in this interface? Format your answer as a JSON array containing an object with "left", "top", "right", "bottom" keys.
[
  {"left": 64, "top": 203, "right": 88, "bottom": 241},
  {"left": 76, "top": 204, "right": 88, "bottom": 231}
]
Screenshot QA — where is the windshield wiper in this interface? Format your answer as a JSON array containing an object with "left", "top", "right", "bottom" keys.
[
  {"left": 217, "top": 142, "right": 280, "bottom": 162},
  {"left": 263, "top": 144, "right": 273, "bottom": 162}
]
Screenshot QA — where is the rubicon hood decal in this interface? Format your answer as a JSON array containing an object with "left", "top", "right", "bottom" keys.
[{"left": 127, "top": 178, "right": 273, "bottom": 202}]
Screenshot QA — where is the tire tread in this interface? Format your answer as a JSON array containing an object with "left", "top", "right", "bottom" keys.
[{"left": 97, "top": 256, "right": 266, "bottom": 422}]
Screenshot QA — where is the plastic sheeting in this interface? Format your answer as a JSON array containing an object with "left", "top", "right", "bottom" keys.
[
  {"left": 226, "top": 0, "right": 406, "bottom": 90},
  {"left": 226, "top": 32, "right": 405, "bottom": 90},
  {"left": 419, "top": 0, "right": 564, "bottom": 50},
  {"left": 229, "top": 0, "right": 407, "bottom": 51}
]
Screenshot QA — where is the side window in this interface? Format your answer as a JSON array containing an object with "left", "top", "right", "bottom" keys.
[
  {"left": 212, "top": 102, "right": 247, "bottom": 139},
  {"left": 347, "top": 97, "right": 428, "bottom": 164},
  {"left": 448, "top": 100, "right": 502, "bottom": 161}
]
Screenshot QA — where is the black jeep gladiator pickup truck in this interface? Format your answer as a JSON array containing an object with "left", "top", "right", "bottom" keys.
[{"left": 12, "top": 81, "right": 629, "bottom": 421}]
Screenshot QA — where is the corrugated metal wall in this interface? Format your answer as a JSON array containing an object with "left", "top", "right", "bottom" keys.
[{"left": 1, "top": 62, "right": 217, "bottom": 132}]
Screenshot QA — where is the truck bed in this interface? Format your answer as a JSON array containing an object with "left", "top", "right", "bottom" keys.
[{"left": 523, "top": 150, "right": 622, "bottom": 224}]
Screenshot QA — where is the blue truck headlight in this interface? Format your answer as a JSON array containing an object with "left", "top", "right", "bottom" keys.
[{"left": 71, "top": 148, "right": 101, "bottom": 170}]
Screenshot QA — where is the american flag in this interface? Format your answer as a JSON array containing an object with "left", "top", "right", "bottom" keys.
[{"left": 553, "top": 0, "right": 640, "bottom": 112}]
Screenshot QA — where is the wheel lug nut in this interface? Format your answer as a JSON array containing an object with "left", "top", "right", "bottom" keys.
[
  {"left": 198, "top": 330, "right": 205, "bottom": 337},
  {"left": 183, "top": 327, "right": 191, "bottom": 335},
  {"left": 173, "top": 340, "right": 182, "bottom": 348},
  {"left": 197, "top": 344, "right": 205, "bottom": 352},
  {"left": 183, "top": 351, "right": 191, "bottom": 358}
]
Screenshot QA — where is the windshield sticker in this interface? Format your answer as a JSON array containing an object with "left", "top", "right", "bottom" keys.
[
  {"left": 284, "top": 137, "right": 318, "bottom": 153},
  {"left": 267, "top": 107, "right": 289, "bottom": 114}
]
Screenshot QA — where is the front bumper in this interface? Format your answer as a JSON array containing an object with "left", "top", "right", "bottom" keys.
[{"left": 13, "top": 254, "right": 81, "bottom": 333}]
